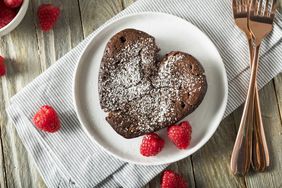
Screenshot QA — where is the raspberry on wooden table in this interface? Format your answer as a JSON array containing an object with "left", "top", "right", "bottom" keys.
[
  {"left": 167, "top": 121, "right": 192, "bottom": 149},
  {"left": 33, "top": 105, "right": 61, "bottom": 133},
  {"left": 161, "top": 170, "right": 188, "bottom": 188},
  {"left": 140, "top": 133, "right": 165, "bottom": 157},
  {"left": 37, "top": 4, "right": 60, "bottom": 32}
]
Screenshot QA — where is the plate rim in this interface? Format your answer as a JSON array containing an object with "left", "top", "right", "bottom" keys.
[{"left": 73, "top": 11, "right": 229, "bottom": 166}]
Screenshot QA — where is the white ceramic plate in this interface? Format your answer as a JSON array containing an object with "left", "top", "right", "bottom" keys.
[{"left": 73, "top": 12, "right": 228, "bottom": 165}]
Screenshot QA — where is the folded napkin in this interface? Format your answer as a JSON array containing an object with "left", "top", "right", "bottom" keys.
[{"left": 6, "top": 0, "right": 282, "bottom": 187}]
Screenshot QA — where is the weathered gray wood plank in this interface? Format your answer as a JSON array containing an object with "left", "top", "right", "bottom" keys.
[
  {"left": 0, "top": 1, "right": 44, "bottom": 186},
  {"left": 122, "top": 0, "right": 135, "bottom": 8},
  {"left": 0, "top": 95, "right": 7, "bottom": 187},
  {"left": 191, "top": 116, "right": 246, "bottom": 188},
  {"left": 34, "top": 0, "right": 84, "bottom": 67},
  {"left": 0, "top": 0, "right": 84, "bottom": 187},
  {"left": 79, "top": 0, "right": 125, "bottom": 37},
  {"left": 176, "top": 158, "right": 196, "bottom": 188},
  {"left": 274, "top": 73, "right": 282, "bottom": 121},
  {"left": 147, "top": 160, "right": 195, "bottom": 188}
]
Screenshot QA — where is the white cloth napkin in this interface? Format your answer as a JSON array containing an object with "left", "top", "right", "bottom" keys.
[{"left": 6, "top": 0, "right": 282, "bottom": 187}]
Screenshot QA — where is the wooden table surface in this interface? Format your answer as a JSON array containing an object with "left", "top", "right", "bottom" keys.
[{"left": 0, "top": 0, "right": 282, "bottom": 187}]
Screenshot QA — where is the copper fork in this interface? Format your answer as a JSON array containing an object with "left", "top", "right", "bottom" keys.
[
  {"left": 230, "top": 0, "right": 270, "bottom": 175},
  {"left": 231, "top": 0, "right": 277, "bottom": 175},
  {"left": 247, "top": 0, "right": 277, "bottom": 170}
]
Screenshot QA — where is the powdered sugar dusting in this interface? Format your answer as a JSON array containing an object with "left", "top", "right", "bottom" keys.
[
  {"left": 119, "top": 53, "right": 206, "bottom": 133},
  {"left": 100, "top": 36, "right": 157, "bottom": 112}
]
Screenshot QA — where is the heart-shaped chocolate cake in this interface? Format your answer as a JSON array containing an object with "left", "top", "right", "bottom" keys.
[{"left": 99, "top": 29, "right": 207, "bottom": 138}]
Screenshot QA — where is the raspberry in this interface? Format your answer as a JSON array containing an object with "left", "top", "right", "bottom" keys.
[
  {"left": 0, "top": 56, "right": 6, "bottom": 76},
  {"left": 33, "top": 105, "right": 61, "bottom": 133},
  {"left": 0, "top": 2, "right": 17, "bottom": 29},
  {"left": 167, "top": 121, "right": 192, "bottom": 149},
  {"left": 140, "top": 133, "right": 165, "bottom": 156},
  {"left": 4, "top": 0, "right": 23, "bottom": 8},
  {"left": 37, "top": 4, "right": 60, "bottom": 32},
  {"left": 161, "top": 170, "right": 188, "bottom": 188}
]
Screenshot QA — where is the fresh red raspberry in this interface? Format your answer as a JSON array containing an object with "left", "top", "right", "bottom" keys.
[
  {"left": 4, "top": 0, "right": 23, "bottom": 8},
  {"left": 37, "top": 4, "right": 60, "bottom": 32},
  {"left": 167, "top": 121, "right": 192, "bottom": 149},
  {"left": 33, "top": 105, "right": 61, "bottom": 133},
  {"left": 161, "top": 170, "right": 188, "bottom": 188},
  {"left": 0, "top": 2, "right": 17, "bottom": 29},
  {"left": 140, "top": 133, "right": 165, "bottom": 157},
  {"left": 0, "top": 56, "right": 6, "bottom": 76}
]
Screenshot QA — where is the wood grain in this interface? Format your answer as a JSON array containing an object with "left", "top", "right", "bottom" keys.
[
  {"left": 0, "top": 1, "right": 44, "bottom": 186},
  {"left": 122, "top": 0, "right": 135, "bottom": 8},
  {"left": 274, "top": 73, "right": 282, "bottom": 121},
  {"left": 147, "top": 158, "right": 195, "bottom": 188},
  {"left": 79, "top": 0, "right": 124, "bottom": 37},
  {"left": 0, "top": 82, "right": 7, "bottom": 188},
  {"left": 0, "top": 0, "right": 84, "bottom": 187},
  {"left": 191, "top": 116, "right": 246, "bottom": 188}
]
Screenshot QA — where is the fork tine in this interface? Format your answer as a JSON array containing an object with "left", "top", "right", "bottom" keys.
[
  {"left": 256, "top": 0, "right": 260, "bottom": 14},
  {"left": 232, "top": 0, "right": 238, "bottom": 14},
  {"left": 258, "top": 0, "right": 263, "bottom": 15},
  {"left": 264, "top": 0, "right": 270, "bottom": 16},
  {"left": 238, "top": 0, "right": 242, "bottom": 12},
  {"left": 247, "top": 0, "right": 251, "bottom": 10},
  {"left": 250, "top": 0, "right": 257, "bottom": 13},
  {"left": 255, "top": 0, "right": 259, "bottom": 15},
  {"left": 232, "top": 0, "right": 236, "bottom": 6},
  {"left": 242, "top": 0, "right": 249, "bottom": 12},
  {"left": 271, "top": 0, "right": 278, "bottom": 14}
]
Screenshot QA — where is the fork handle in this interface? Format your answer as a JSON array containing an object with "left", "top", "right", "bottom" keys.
[
  {"left": 247, "top": 39, "right": 270, "bottom": 172},
  {"left": 230, "top": 116, "right": 253, "bottom": 175},
  {"left": 252, "top": 92, "right": 270, "bottom": 171},
  {"left": 230, "top": 44, "right": 260, "bottom": 175}
]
